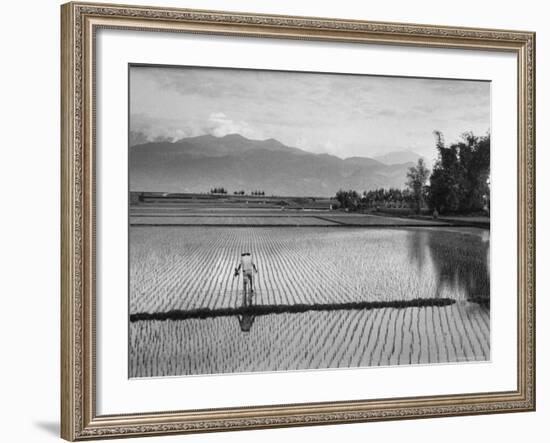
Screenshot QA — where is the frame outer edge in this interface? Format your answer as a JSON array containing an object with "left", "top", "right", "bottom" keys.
[
  {"left": 61, "top": 2, "right": 77, "bottom": 441},
  {"left": 527, "top": 31, "right": 536, "bottom": 411},
  {"left": 517, "top": 31, "right": 535, "bottom": 410},
  {"left": 532, "top": 32, "right": 536, "bottom": 411},
  {"left": 60, "top": 1, "right": 536, "bottom": 439}
]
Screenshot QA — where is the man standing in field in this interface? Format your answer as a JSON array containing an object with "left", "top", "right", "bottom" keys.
[{"left": 234, "top": 252, "right": 258, "bottom": 296}]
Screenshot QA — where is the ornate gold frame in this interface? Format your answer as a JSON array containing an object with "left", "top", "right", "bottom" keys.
[{"left": 61, "top": 2, "right": 536, "bottom": 440}]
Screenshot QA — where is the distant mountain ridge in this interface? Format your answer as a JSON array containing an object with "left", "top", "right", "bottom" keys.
[{"left": 130, "top": 133, "right": 414, "bottom": 196}]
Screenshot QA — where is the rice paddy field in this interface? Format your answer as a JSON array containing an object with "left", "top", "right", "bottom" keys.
[
  {"left": 129, "top": 205, "right": 490, "bottom": 377},
  {"left": 130, "top": 216, "right": 340, "bottom": 226}
]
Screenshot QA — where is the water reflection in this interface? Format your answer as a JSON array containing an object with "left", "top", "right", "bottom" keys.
[
  {"left": 407, "top": 229, "right": 429, "bottom": 271},
  {"left": 237, "top": 291, "right": 256, "bottom": 332},
  {"left": 407, "top": 228, "right": 490, "bottom": 306}
]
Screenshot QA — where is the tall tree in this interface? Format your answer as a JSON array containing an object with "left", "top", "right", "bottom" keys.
[
  {"left": 456, "top": 132, "right": 490, "bottom": 212},
  {"left": 428, "top": 131, "right": 490, "bottom": 213},
  {"left": 406, "top": 158, "right": 430, "bottom": 214}
]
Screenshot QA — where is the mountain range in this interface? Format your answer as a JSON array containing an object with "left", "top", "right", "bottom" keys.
[{"left": 129, "top": 133, "right": 419, "bottom": 197}]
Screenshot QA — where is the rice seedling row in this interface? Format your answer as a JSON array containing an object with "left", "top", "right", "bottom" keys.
[
  {"left": 129, "top": 226, "right": 490, "bottom": 376},
  {"left": 132, "top": 227, "right": 465, "bottom": 314},
  {"left": 130, "top": 216, "right": 338, "bottom": 226},
  {"left": 129, "top": 302, "right": 489, "bottom": 377}
]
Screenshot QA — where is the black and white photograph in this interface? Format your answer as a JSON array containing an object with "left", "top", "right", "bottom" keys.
[{"left": 128, "top": 65, "right": 491, "bottom": 378}]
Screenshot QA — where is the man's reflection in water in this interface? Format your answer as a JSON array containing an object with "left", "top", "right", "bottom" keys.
[
  {"left": 237, "top": 289, "right": 255, "bottom": 333},
  {"left": 238, "top": 312, "right": 255, "bottom": 332}
]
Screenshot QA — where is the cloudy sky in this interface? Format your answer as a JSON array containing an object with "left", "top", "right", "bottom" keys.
[{"left": 130, "top": 65, "right": 490, "bottom": 162}]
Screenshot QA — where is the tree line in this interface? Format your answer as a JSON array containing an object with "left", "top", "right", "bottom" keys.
[
  {"left": 335, "top": 131, "right": 490, "bottom": 215},
  {"left": 210, "top": 187, "right": 228, "bottom": 194},
  {"left": 210, "top": 188, "right": 265, "bottom": 196}
]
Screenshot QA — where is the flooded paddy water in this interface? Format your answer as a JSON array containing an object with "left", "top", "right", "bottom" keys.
[{"left": 129, "top": 225, "right": 490, "bottom": 377}]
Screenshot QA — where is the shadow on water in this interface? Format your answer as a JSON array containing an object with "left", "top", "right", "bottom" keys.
[
  {"left": 407, "top": 228, "right": 490, "bottom": 307},
  {"left": 130, "top": 298, "right": 456, "bottom": 326}
]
